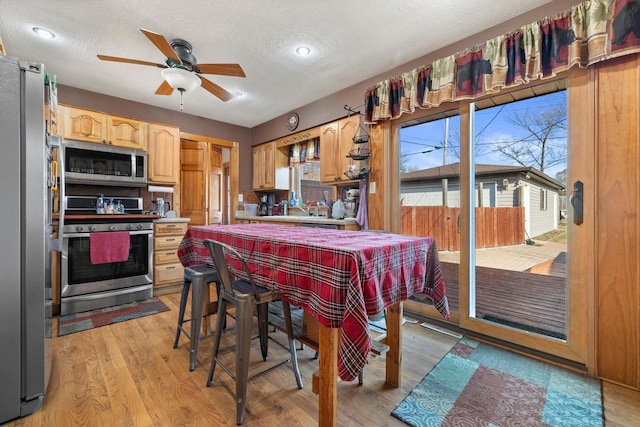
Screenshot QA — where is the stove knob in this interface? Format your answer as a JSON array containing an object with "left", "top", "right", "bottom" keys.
[
  {"left": 126, "top": 224, "right": 133, "bottom": 231},
  {"left": 108, "top": 225, "right": 116, "bottom": 231},
  {"left": 75, "top": 225, "right": 83, "bottom": 232},
  {"left": 88, "top": 225, "right": 96, "bottom": 232},
  {"left": 136, "top": 223, "right": 143, "bottom": 230}
]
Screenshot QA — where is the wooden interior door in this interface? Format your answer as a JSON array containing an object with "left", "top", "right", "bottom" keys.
[
  {"left": 208, "top": 146, "right": 223, "bottom": 225},
  {"left": 180, "top": 140, "right": 207, "bottom": 225}
]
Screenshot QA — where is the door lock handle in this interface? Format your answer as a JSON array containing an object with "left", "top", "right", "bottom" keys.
[{"left": 570, "top": 180, "right": 583, "bottom": 225}]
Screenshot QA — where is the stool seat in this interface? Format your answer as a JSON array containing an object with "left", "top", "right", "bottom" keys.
[{"left": 173, "top": 264, "right": 220, "bottom": 371}]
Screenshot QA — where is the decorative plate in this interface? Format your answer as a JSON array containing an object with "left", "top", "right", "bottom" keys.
[{"left": 287, "top": 112, "right": 299, "bottom": 131}]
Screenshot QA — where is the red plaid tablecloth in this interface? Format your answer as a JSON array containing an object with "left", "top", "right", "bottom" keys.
[{"left": 177, "top": 223, "right": 449, "bottom": 381}]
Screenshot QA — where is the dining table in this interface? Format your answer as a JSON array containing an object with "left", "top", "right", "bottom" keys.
[{"left": 177, "top": 223, "right": 449, "bottom": 426}]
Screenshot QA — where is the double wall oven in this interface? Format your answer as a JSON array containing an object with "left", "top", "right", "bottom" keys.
[{"left": 59, "top": 140, "right": 156, "bottom": 315}]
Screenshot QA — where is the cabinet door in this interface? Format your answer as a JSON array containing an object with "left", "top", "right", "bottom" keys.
[
  {"left": 320, "top": 122, "right": 339, "bottom": 183},
  {"left": 252, "top": 145, "right": 266, "bottom": 189},
  {"left": 61, "top": 106, "right": 107, "bottom": 144},
  {"left": 263, "top": 142, "right": 276, "bottom": 188},
  {"left": 337, "top": 115, "right": 359, "bottom": 182},
  {"left": 107, "top": 116, "right": 146, "bottom": 150},
  {"left": 148, "top": 124, "right": 180, "bottom": 184}
]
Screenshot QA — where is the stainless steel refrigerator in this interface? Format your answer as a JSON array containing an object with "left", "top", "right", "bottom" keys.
[{"left": 0, "top": 55, "right": 57, "bottom": 423}]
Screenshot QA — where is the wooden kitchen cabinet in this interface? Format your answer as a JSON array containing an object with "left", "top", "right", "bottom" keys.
[
  {"left": 148, "top": 123, "right": 180, "bottom": 184},
  {"left": 252, "top": 141, "right": 289, "bottom": 190},
  {"left": 320, "top": 114, "right": 359, "bottom": 183},
  {"left": 153, "top": 221, "right": 188, "bottom": 294},
  {"left": 60, "top": 105, "right": 146, "bottom": 150}
]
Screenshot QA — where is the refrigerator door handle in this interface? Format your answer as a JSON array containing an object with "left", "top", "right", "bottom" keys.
[{"left": 49, "top": 135, "right": 64, "bottom": 252}]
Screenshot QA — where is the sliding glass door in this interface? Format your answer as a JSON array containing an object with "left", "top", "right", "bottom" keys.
[{"left": 398, "top": 78, "right": 589, "bottom": 364}]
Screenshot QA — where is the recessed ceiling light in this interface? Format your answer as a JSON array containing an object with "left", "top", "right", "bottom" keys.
[
  {"left": 295, "top": 46, "right": 311, "bottom": 56},
  {"left": 33, "top": 27, "right": 56, "bottom": 39}
]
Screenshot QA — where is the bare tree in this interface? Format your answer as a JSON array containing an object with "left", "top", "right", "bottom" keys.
[{"left": 495, "top": 106, "right": 567, "bottom": 173}]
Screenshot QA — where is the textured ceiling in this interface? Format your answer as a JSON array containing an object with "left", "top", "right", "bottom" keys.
[{"left": 0, "top": 0, "right": 554, "bottom": 128}]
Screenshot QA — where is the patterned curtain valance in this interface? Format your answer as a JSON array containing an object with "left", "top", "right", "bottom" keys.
[{"left": 364, "top": 0, "right": 640, "bottom": 124}]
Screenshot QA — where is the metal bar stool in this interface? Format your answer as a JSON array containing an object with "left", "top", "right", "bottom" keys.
[
  {"left": 203, "top": 239, "right": 303, "bottom": 425},
  {"left": 173, "top": 264, "right": 220, "bottom": 371}
]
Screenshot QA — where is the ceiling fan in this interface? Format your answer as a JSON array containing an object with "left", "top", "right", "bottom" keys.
[{"left": 97, "top": 28, "right": 245, "bottom": 108}]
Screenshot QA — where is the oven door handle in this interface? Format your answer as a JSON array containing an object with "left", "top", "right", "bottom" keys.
[{"left": 62, "top": 230, "right": 152, "bottom": 238}]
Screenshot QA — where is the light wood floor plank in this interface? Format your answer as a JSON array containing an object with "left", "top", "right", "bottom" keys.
[{"left": 4, "top": 293, "right": 638, "bottom": 426}]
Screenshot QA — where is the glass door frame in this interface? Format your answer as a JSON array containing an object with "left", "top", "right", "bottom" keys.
[{"left": 387, "top": 71, "right": 594, "bottom": 369}]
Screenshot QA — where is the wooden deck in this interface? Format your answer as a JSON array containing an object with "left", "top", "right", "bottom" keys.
[{"left": 435, "top": 261, "right": 567, "bottom": 339}]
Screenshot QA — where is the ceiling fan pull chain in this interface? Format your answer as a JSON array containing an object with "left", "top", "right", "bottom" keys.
[{"left": 179, "top": 88, "right": 185, "bottom": 111}]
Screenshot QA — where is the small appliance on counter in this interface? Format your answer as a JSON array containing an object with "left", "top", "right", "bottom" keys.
[
  {"left": 151, "top": 197, "right": 171, "bottom": 217},
  {"left": 258, "top": 194, "right": 269, "bottom": 216},
  {"left": 344, "top": 188, "right": 360, "bottom": 218}
]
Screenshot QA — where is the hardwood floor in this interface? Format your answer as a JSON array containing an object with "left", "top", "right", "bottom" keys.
[{"left": 5, "top": 293, "right": 639, "bottom": 426}]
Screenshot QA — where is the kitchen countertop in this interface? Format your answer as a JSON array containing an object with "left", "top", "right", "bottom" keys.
[
  {"left": 238, "top": 215, "right": 359, "bottom": 226},
  {"left": 154, "top": 217, "right": 191, "bottom": 223}
]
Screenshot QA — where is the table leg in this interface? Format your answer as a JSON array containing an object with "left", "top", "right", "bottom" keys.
[
  {"left": 318, "top": 324, "right": 338, "bottom": 427},
  {"left": 385, "top": 301, "right": 403, "bottom": 387}
]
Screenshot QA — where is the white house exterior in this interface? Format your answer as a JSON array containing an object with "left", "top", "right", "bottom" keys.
[{"left": 400, "top": 163, "right": 565, "bottom": 238}]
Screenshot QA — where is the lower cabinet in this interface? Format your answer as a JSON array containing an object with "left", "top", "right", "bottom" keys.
[{"left": 153, "top": 221, "right": 188, "bottom": 295}]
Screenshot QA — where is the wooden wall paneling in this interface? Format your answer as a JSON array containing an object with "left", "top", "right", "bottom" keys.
[
  {"left": 368, "top": 120, "right": 390, "bottom": 231},
  {"left": 595, "top": 55, "right": 640, "bottom": 389}
]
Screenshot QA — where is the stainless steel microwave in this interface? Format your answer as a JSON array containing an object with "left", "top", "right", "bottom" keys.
[{"left": 62, "top": 139, "right": 147, "bottom": 187}]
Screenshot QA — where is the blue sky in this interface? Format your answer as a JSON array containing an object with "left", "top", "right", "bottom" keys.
[{"left": 400, "top": 90, "right": 567, "bottom": 179}]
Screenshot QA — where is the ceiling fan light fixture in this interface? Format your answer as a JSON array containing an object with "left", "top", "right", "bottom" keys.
[{"left": 161, "top": 67, "right": 201, "bottom": 93}]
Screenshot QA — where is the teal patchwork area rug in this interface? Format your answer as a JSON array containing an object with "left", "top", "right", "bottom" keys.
[{"left": 392, "top": 338, "right": 603, "bottom": 427}]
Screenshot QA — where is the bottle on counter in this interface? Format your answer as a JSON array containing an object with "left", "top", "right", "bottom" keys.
[
  {"left": 282, "top": 200, "right": 288, "bottom": 216},
  {"left": 290, "top": 191, "right": 296, "bottom": 207},
  {"left": 96, "top": 194, "right": 106, "bottom": 214},
  {"left": 106, "top": 198, "right": 114, "bottom": 214}
]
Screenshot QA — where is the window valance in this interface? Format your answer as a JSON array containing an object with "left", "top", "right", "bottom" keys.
[{"left": 364, "top": 0, "right": 640, "bottom": 124}]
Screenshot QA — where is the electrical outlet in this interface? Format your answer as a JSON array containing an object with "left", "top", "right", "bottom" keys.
[
  {"left": 238, "top": 194, "right": 244, "bottom": 202},
  {"left": 369, "top": 182, "right": 376, "bottom": 194}
]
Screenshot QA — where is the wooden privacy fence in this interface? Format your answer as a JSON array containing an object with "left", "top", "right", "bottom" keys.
[{"left": 400, "top": 206, "right": 525, "bottom": 251}]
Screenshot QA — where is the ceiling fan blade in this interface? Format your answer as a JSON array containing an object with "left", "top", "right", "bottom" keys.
[
  {"left": 200, "top": 76, "right": 233, "bottom": 102},
  {"left": 196, "top": 63, "right": 246, "bottom": 77},
  {"left": 155, "top": 80, "right": 174, "bottom": 95},
  {"left": 140, "top": 28, "right": 180, "bottom": 62},
  {"left": 97, "top": 55, "right": 167, "bottom": 68}
]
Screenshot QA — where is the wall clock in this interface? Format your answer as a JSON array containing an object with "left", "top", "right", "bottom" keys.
[{"left": 287, "top": 112, "right": 299, "bottom": 131}]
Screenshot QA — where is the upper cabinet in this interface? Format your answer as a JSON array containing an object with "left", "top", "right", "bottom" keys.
[
  {"left": 60, "top": 105, "right": 146, "bottom": 150},
  {"left": 252, "top": 141, "right": 289, "bottom": 190},
  {"left": 320, "top": 115, "right": 359, "bottom": 183},
  {"left": 148, "top": 123, "right": 180, "bottom": 184}
]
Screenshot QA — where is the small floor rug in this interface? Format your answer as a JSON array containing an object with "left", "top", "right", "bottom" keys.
[
  {"left": 392, "top": 337, "right": 603, "bottom": 427},
  {"left": 58, "top": 298, "right": 170, "bottom": 336}
]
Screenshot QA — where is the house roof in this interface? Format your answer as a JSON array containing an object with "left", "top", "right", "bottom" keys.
[{"left": 401, "top": 162, "right": 565, "bottom": 190}]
